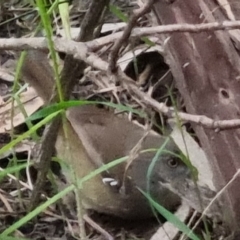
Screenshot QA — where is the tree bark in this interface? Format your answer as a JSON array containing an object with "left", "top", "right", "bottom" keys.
[{"left": 153, "top": 0, "right": 240, "bottom": 230}]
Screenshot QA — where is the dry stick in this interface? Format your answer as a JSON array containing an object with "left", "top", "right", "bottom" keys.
[
  {"left": 2, "top": 20, "right": 240, "bottom": 52},
  {"left": 82, "top": 20, "right": 240, "bottom": 50},
  {"left": 3, "top": 34, "right": 240, "bottom": 128},
  {"left": 115, "top": 61, "right": 240, "bottom": 129},
  {"left": 108, "top": 0, "right": 156, "bottom": 72},
  {"left": 4, "top": 35, "right": 240, "bottom": 129},
  {"left": 83, "top": 214, "right": 114, "bottom": 240},
  {"left": 28, "top": 118, "right": 62, "bottom": 211}
]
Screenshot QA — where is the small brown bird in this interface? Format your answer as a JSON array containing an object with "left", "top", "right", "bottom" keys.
[
  {"left": 21, "top": 50, "right": 197, "bottom": 219},
  {"left": 57, "top": 105, "right": 187, "bottom": 218}
]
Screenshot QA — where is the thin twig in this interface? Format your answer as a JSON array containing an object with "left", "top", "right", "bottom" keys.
[
  {"left": 108, "top": 0, "right": 155, "bottom": 72},
  {"left": 6, "top": 36, "right": 240, "bottom": 129},
  {"left": 1, "top": 20, "right": 240, "bottom": 52},
  {"left": 29, "top": 116, "right": 62, "bottom": 210}
]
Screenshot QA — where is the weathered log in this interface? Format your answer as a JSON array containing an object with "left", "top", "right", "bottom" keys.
[{"left": 153, "top": 0, "right": 240, "bottom": 232}]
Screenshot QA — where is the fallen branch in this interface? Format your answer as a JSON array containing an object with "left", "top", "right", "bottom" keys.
[{"left": 1, "top": 20, "right": 240, "bottom": 52}]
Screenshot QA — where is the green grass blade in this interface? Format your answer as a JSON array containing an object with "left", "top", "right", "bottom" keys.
[
  {"left": 139, "top": 189, "right": 200, "bottom": 240},
  {"left": 0, "top": 110, "right": 62, "bottom": 156},
  {"left": 109, "top": 4, "right": 128, "bottom": 22},
  {"left": 28, "top": 100, "right": 147, "bottom": 121},
  {"left": 0, "top": 163, "right": 32, "bottom": 178}
]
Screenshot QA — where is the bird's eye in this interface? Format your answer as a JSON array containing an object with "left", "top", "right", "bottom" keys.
[{"left": 167, "top": 158, "right": 179, "bottom": 168}]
